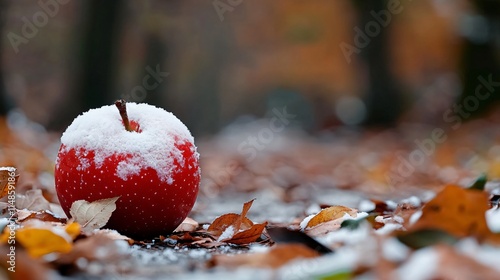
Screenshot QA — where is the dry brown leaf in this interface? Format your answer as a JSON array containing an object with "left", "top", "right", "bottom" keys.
[
  {"left": 0, "top": 167, "right": 17, "bottom": 199},
  {"left": 16, "top": 189, "right": 50, "bottom": 212},
  {"left": 211, "top": 244, "right": 320, "bottom": 268},
  {"left": 306, "top": 205, "right": 357, "bottom": 229},
  {"left": 409, "top": 185, "right": 491, "bottom": 240},
  {"left": 207, "top": 199, "right": 255, "bottom": 237},
  {"left": 224, "top": 222, "right": 268, "bottom": 245},
  {"left": 174, "top": 217, "right": 199, "bottom": 232},
  {"left": 207, "top": 213, "right": 253, "bottom": 236},
  {"left": 70, "top": 196, "right": 120, "bottom": 234},
  {"left": 17, "top": 210, "right": 66, "bottom": 223}
]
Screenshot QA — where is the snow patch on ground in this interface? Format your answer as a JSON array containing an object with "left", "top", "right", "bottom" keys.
[
  {"left": 401, "top": 196, "right": 421, "bottom": 207},
  {"left": 486, "top": 206, "right": 500, "bottom": 233},
  {"left": 358, "top": 200, "right": 375, "bottom": 212},
  {"left": 376, "top": 223, "right": 403, "bottom": 235},
  {"left": 397, "top": 247, "right": 439, "bottom": 280},
  {"left": 382, "top": 238, "right": 410, "bottom": 262}
]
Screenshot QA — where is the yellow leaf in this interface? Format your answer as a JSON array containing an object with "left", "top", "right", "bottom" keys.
[
  {"left": 65, "top": 222, "right": 81, "bottom": 239},
  {"left": 306, "top": 205, "right": 357, "bottom": 229},
  {"left": 17, "top": 227, "right": 72, "bottom": 258},
  {"left": 0, "top": 228, "right": 10, "bottom": 244}
]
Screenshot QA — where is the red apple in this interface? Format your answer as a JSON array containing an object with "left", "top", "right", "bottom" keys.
[{"left": 55, "top": 100, "right": 200, "bottom": 239}]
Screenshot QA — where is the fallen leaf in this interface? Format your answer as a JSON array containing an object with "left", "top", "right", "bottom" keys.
[
  {"left": 0, "top": 167, "right": 17, "bottom": 199},
  {"left": 70, "top": 196, "right": 120, "bottom": 234},
  {"left": 16, "top": 189, "right": 50, "bottom": 212},
  {"left": 408, "top": 185, "right": 491, "bottom": 240},
  {"left": 16, "top": 222, "right": 74, "bottom": 258},
  {"left": 225, "top": 222, "right": 268, "bottom": 245},
  {"left": 65, "top": 222, "right": 81, "bottom": 239},
  {"left": 208, "top": 199, "right": 255, "bottom": 236},
  {"left": 174, "top": 217, "right": 199, "bottom": 232},
  {"left": 305, "top": 205, "right": 357, "bottom": 229},
  {"left": 210, "top": 244, "right": 320, "bottom": 268}
]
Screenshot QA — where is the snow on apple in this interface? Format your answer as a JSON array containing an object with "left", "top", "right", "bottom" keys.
[{"left": 55, "top": 100, "right": 200, "bottom": 239}]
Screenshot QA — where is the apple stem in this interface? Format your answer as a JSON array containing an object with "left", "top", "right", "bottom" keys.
[{"left": 115, "top": 99, "right": 133, "bottom": 132}]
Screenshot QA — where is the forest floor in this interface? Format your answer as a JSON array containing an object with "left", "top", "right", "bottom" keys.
[{"left": 1, "top": 113, "right": 500, "bottom": 280}]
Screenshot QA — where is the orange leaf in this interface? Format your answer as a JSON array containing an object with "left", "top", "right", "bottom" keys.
[
  {"left": 225, "top": 222, "right": 268, "bottom": 244},
  {"left": 306, "top": 205, "right": 357, "bottom": 229},
  {"left": 207, "top": 199, "right": 255, "bottom": 237},
  {"left": 65, "top": 222, "right": 81, "bottom": 239},
  {"left": 409, "top": 185, "right": 491, "bottom": 239},
  {"left": 17, "top": 226, "right": 73, "bottom": 258}
]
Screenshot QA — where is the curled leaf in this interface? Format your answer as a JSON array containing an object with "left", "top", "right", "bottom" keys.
[{"left": 306, "top": 205, "right": 357, "bottom": 229}]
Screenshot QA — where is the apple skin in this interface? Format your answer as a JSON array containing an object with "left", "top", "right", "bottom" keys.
[{"left": 54, "top": 103, "right": 200, "bottom": 239}]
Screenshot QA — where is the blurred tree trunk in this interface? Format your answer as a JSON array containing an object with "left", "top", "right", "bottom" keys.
[
  {"left": 141, "top": 33, "right": 168, "bottom": 106},
  {"left": 458, "top": 0, "right": 500, "bottom": 116},
  {"left": 48, "top": 1, "right": 124, "bottom": 130},
  {"left": 77, "top": 0, "right": 124, "bottom": 112},
  {"left": 354, "top": 0, "right": 404, "bottom": 126},
  {"left": 0, "top": 0, "right": 9, "bottom": 116}
]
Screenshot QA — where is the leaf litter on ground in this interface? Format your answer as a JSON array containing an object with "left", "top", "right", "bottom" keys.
[{"left": 2, "top": 116, "right": 500, "bottom": 279}]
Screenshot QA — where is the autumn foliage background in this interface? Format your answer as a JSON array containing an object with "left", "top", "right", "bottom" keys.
[{"left": 1, "top": 0, "right": 500, "bottom": 279}]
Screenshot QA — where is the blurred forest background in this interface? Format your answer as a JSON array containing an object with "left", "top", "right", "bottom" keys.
[{"left": 0, "top": 0, "right": 499, "bottom": 137}]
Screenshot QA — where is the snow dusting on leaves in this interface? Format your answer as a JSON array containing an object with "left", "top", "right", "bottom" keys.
[{"left": 207, "top": 199, "right": 268, "bottom": 244}]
